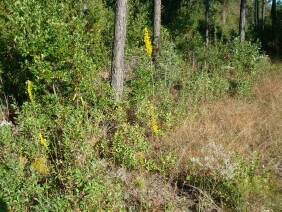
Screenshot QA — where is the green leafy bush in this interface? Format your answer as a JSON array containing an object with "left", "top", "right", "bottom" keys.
[
  {"left": 0, "top": 99, "right": 126, "bottom": 210},
  {"left": 0, "top": 0, "right": 113, "bottom": 102}
]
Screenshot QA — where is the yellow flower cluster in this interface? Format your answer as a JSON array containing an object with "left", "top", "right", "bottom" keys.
[
  {"left": 19, "top": 156, "right": 26, "bottom": 165},
  {"left": 39, "top": 133, "right": 48, "bottom": 149},
  {"left": 32, "top": 157, "right": 49, "bottom": 175},
  {"left": 150, "top": 104, "right": 158, "bottom": 134},
  {"left": 144, "top": 27, "right": 152, "bottom": 58},
  {"left": 27, "top": 80, "right": 34, "bottom": 103}
]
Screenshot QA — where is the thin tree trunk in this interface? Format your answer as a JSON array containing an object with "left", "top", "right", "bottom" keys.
[
  {"left": 239, "top": 0, "right": 247, "bottom": 42},
  {"left": 254, "top": 0, "right": 259, "bottom": 29},
  {"left": 205, "top": 0, "right": 210, "bottom": 45},
  {"left": 271, "top": 0, "right": 277, "bottom": 54},
  {"left": 153, "top": 0, "right": 161, "bottom": 59},
  {"left": 261, "top": 0, "right": 266, "bottom": 44},
  {"left": 261, "top": 0, "right": 266, "bottom": 30},
  {"left": 221, "top": 1, "right": 227, "bottom": 39},
  {"left": 111, "top": 0, "right": 128, "bottom": 101}
]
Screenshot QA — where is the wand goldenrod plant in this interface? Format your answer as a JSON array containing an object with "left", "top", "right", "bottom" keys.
[
  {"left": 27, "top": 80, "right": 34, "bottom": 103},
  {"left": 150, "top": 104, "right": 158, "bottom": 134},
  {"left": 144, "top": 27, "right": 158, "bottom": 135},
  {"left": 144, "top": 27, "right": 152, "bottom": 58},
  {"left": 39, "top": 133, "right": 48, "bottom": 149}
]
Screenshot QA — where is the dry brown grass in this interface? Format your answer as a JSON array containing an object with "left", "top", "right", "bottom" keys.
[
  {"left": 163, "top": 70, "right": 282, "bottom": 165},
  {"left": 154, "top": 68, "right": 282, "bottom": 210},
  {"left": 122, "top": 68, "right": 282, "bottom": 211}
]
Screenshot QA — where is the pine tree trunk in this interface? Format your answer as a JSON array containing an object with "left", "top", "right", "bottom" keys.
[
  {"left": 153, "top": 0, "right": 161, "bottom": 60},
  {"left": 205, "top": 0, "right": 210, "bottom": 45},
  {"left": 254, "top": 0, "right": 259, "bottom": 29},
  {"left": 111, "top": 0, "right": 128, "bottom": 101},
  {"left": 221, "top": 2, "right": 228, "bottom": 40},
  {"left": 239, "top": 0, "right": 247, "bottom": 42},
  {"left": 271, "top": 0, "right": 277, "bottom": 54},
  {"left": 261, "top": 0, "right": 266, "bottom": 45}
]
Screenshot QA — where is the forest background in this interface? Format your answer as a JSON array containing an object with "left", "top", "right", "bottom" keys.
[{"left": 0, "top": 0, "right": 282, "bottom": 211}]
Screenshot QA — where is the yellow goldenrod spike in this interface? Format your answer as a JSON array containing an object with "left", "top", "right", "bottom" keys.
[
  {"left": 39, "top": 133, "right": 48, "bottom": 149},
  {"left": 144, "top": 27, "right": 153, "bottom": 58},
  {"left": 27, "top": 80, "right": 34, "bottom": 103},
  {"left": 150, "top": 104, "right": 158, "bottom": 134}
]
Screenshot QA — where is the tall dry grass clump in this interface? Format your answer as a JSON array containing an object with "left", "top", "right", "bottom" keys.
[{"left": 155, "top": 70, "right": 282, "bottom": 210}]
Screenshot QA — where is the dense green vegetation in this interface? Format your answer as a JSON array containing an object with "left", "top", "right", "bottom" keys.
[{"left": 0, "top": 0, "right": 281, "bottom": 211}]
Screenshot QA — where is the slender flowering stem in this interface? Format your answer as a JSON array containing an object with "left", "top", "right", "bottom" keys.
[
  {"left": 150, "top": 104, "right": 158, "bottom": 134},
  {"left": 144, "top": 27, "right": 158, "bottom": 135},
  {"left": 39, "top": 133, "right": 48, "bottom": 149},
  {"left": 144, "top": 27, "right": 153, "bottom": 58},
  {"left": 27, "top": 80, "right": 34, "bottom": 103}
]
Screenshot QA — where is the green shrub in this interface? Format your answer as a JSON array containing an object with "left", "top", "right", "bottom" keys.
[
  {"left": 112, "top": 123, "right": 156, "bottom": 169},
  {"left": 0, "top": 0, "right": 113, "bottom": 102},
  {"left": 0, "top": 99, "right": 126, "bottom": 210}
]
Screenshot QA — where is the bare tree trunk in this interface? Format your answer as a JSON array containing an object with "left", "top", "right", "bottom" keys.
[
  {"left": 261, "top": 0, "right": 266, "bottom": 45},
  {"left": 254, "top": 0, "right": 259, "bottom": 29},
  {"left": 111, "top": 0, "right": 128, "bottom": 101},
  {"left": 153, "top": 0, "right": 161, "bottom": 60},
  {"left": 205, "top": 0, "right": 210, "bottom": 45},
  {"left": 261, "top": 0, "right": 266, "bottom": 30},
  {"left": 239, "top": 0, "right": 247, "bottom": 42},
  {"left": 221, "top": 1, "right": 227, "bottom": 40},
  {"left": 271, "top": 0, "right": 277, "bottom": 54}
]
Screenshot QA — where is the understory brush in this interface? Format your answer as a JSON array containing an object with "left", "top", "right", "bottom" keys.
[
  {"left": 160, "top": 71, "right": 282, "bottom": 211},
  {"left": 0, "top": 0, "right": 278, "bottom": 210},
  {"left": 0, "top": 97, "right": 126, "bottom": 210}
]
